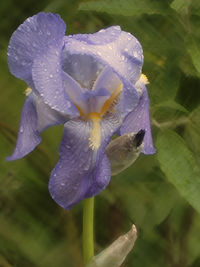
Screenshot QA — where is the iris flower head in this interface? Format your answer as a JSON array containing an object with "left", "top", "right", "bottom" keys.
[{"left": 7, "top": 12, "right": 155, "bottom": 209}]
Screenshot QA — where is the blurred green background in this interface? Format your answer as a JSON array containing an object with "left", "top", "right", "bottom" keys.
[{"left": 1, "top": 0, "right": 200, "bottom": 266}]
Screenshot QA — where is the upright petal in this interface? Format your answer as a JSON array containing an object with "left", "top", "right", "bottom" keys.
[
  {"left": 62, "top": 53, "right": 103, "bottom": 90},
  {"left": 32, "top": 45, "right": 79, "bottom": 117},
  {"left": 64, "top": 26, "right": 143, "bottom": 114},
  {"left": 8, "top": 12, "right": 77, "bottom": 116},
  {"left": 7, "top": 94, "right": 66, "bottom": 161},
  {"left": 92, "top": 67, "right": 122, "bottom": 94},
  {"left": 120, "top": 87, "right": 155, "bottom": 154},
  {"left": 7, "top": 12, "right": 66, "bottom": 86},
  {"left": 49, "top": 114, "right": 121, "bottom": 209}
]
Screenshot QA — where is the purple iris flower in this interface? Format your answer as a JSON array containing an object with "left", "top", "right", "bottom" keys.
[{"left": 7, "top": 12, "right": 155, "bottom": 209}]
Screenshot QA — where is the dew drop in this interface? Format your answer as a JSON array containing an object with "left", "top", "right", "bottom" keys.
[
  {"left": 50, "top": 74, "right": 53, "bottom": 78},
  {"left": 21, "top": 60, "right": 26, "bottom": 66},
  {"left": 83, "top": 165, "right": 90, "bottom": 171}
]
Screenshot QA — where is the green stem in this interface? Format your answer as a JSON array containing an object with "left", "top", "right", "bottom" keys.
[{"left": 83, "top": 197, "right": 94, "bottom": 265}]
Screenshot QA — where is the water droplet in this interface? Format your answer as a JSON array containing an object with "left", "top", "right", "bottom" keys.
[
  {"left": 21, "top": 60, "right": 26, "bottom": 66},
  {"left": 50, "top": 74, "right": 53, "bottom": 78},
  {"left": 47, "top": 30, "right": 51, "bottom": 36},
  {"left": 84, "top": 165, "right": 90, "bottom": 171},
  {"left": 20, "top": 126, "right": 23, "bottom": 133}
]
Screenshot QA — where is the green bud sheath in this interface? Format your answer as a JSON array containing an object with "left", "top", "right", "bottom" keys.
[{"left": 106, "top": 130, "right": 145, "bottom": 176}]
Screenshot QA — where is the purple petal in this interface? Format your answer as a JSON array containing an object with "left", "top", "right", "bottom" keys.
[
  {"left": 49, "top": 114, "right": 121, "bottom": 209},
  {"left": 64, "top": 26, "right": 143, "bottom": 113},
  {"left": 7, "top": 94, "right": 66, "bottom": 161},
  {"left": 33, "top": 94, "right": 67, "bottom": 132},
  {"left": 120, "top": 87, "right": 155, "bottom": 154},
  {"left": 32, "top": 45, "right": 79, "bottom": 117},
  {"left": 62, "top": 53, "right": 103, "bottom": 90},
  {"left": 7, "top": 12, "right": 66, "bottom": 87},
  {"left": 93, "top": 67, "right": 122, "bottom": 94},
  {"left": 6, "top": 97, "right": 41, "bottom": 161}
]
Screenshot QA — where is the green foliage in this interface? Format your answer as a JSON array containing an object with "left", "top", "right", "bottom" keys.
[
  {"left": 156, "top": 130, "right": 200, "bottom": 214},
  {"left": 186, "top": 36, "right": 200, "bottom": 76},
  {"left": 79, "top": 0, "right": 170, "bottom": 16},
  {"left": 170, "top": 0, "right": 192, "bottom": 14},
  {"left": 1, "top": 0, "right": 200, "bottom": 266}
]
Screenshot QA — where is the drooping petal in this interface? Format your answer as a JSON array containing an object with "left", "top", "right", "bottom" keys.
[
  {"left": 120, "top": 87, "right": 155, "bottom": 154},
  {"left": 64, "top": 26, "right": 143, "bottom": 114},
  {"left": 33, "top": 93, "right": 67, "bottom": 132},
  {"left": 7, "top": 12, "right": 66, "bottom": 87},
  {"left": 7, "top": 94, "right": 66, "bottom": 161},
  {"left": 6, "top": 97, "right": 41, "bottom": 161},
  {"left": 49, "top": 114, "right": 121, "bottom": 209}
]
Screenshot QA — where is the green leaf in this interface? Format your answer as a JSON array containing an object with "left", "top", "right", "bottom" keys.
[
  {"left": 149, "top": 54, "right": 181, "bottom": 105},
  {"left": 156, "top": 130, "right": 200, "bottom": 214},
  {"left": 153, "top": 100, "right": 189, "bottom": 114},
  {"left": 113, "top": 156, "right": 178, "bottom": 230},
  {"left": 184, "top": 106, "right": 200, "bottom": 164},
  {"left": 170, "top": 0, "right": 191, "bottom": 14},
  {"left": 186, "top": 36, "right": 200, "bottom": 76},
  {"left": 79, "top": 0, "right": 169, "bottom": 16}
]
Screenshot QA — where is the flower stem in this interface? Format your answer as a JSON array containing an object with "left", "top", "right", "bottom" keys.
[{"left": 83, "top": 197, "right": 94, "bottom": 265}]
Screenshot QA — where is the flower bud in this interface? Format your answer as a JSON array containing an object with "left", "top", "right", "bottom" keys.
[
  {"left": 106, "top": 130, "right": 145, "bottom": 175},
  {"left": 87, "top": 224, "right": 137, "bottom": 267}
]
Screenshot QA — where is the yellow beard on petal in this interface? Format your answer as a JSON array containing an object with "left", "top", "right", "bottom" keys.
[
  {"left": 100, "top": 84, "right": 123, "bottom": 116},
  {"left": 73, "top": 83, "right": 123, "bottom": 151},
  {"left": 87, "top": 112, "right": 101, "bottom": 150}
]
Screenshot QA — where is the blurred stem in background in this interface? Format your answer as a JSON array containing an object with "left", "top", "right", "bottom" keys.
[{"left": 83, "top": 197, "right": 94, "bottom": 265}]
